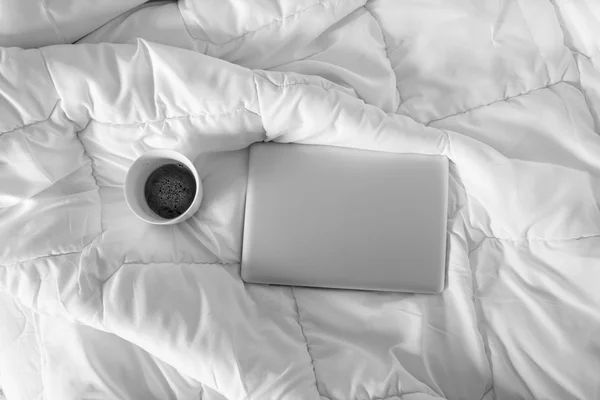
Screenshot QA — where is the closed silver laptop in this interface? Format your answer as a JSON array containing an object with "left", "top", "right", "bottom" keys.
[{"left": 241, "top": 143, "right": 449, "bottom": 293}]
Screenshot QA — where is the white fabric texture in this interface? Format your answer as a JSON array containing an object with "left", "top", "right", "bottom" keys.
[
  {"left": 1, "top": 0, "right": 600, "bottom": 399},
  {"left": 0, "top": 0, "right": 147, "bottom": 48}
]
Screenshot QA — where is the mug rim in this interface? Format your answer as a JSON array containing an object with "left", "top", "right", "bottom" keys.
[{"left": 124, "top": 149, "right": 203, "bottom": 225}]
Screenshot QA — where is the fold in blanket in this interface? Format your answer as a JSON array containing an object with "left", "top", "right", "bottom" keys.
[
  {"left": 0, "top": 0, "right": 147, "bottom": 48},
  {"left": 1, "top": 1, "right": 600, "bottom": 399}
]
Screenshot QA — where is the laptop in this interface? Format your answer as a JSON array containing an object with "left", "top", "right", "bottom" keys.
[{"left": 241, "top": 143, "right": 449, "bottom": 293}]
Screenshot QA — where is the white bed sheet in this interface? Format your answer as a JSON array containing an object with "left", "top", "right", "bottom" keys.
[{"left": 1, "top": 1, "right": 600, "bottom": 399}]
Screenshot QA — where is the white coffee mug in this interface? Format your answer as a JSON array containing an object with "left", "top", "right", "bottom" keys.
[{"left": 124, "top": 149, "right": 203, "bottom": 225}]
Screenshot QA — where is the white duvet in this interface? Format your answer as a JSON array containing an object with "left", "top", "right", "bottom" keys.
[{"left": 1, "top": 1, "right": 600, "bottom": 399}]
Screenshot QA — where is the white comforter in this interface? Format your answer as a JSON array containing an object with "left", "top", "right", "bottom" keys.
[{"left": 1, "top": 1, "right": 600, "bottom": 399}]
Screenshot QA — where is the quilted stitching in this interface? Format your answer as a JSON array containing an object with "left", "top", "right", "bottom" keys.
[{"left": 1, "top": 0, "right": 600, "bottom": 399}]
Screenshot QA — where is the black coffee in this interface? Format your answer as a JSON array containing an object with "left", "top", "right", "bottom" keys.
[{"left": 144, "top": 163, "right": 196, "bottom": 219}]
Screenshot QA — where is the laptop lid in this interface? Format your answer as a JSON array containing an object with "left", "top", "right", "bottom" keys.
[{"left": 241, "top": 143, "right": 449, "bottom": 293}]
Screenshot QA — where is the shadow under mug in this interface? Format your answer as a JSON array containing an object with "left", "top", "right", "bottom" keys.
[{"left": 124, "top": 149, "right": 203, "bottom": 225}]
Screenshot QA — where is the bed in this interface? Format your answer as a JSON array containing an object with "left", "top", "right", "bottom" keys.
[{"left": 1, "top": 0, "right": 600, "bottom": 399}]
